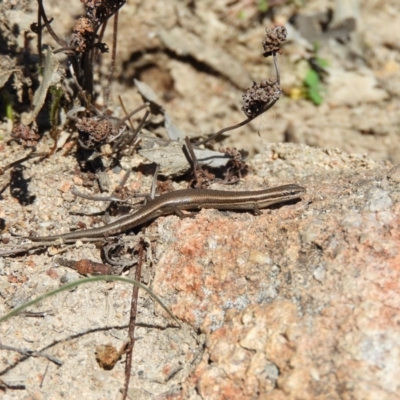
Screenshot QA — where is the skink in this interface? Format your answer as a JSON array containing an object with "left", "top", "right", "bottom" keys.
[{"left": 27, "top": 183, "right": 305, "bottom": 242}]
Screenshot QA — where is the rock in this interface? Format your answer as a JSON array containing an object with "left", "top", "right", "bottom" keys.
[{"left": 152, "top": 143, "right": 400, "bottom": 399}]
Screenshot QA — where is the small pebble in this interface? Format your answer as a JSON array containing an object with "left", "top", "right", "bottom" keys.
[{"left": 313, "top": 265, "right": 326, "bottom": 282}]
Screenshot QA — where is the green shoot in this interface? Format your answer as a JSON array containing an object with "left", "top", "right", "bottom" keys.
[
  {"left": 304, "top": 57, "right": 328, "bottom": 106},
  {"left": 257, "top": 0, "right": 269, "bottom": 13}
]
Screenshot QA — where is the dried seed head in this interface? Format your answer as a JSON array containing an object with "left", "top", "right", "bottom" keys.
[
  {"left": 11, "top": 123, "right": 40, "bottom": 147},
  {"left": 76, "top": 117, "right": 124, "bottom": 148},
  {"left": 262, "top": 26, "right": 287, "bottom": 57},
  {"left": 70, "top": 17, "right": 94, "bottom": 53},
  {"left": 73, "top": 17, "right": 93, "bottom": 35},
  {"left": 82, "top": 0, "right": 125, "bottom": 27},
  {"left": 241, "top": 78, "right": 281, "bottom": 118}
]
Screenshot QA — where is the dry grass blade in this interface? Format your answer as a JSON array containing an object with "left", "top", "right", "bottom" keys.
[{"left": 0, "top": 276, "right": 180, "bottom": 327}]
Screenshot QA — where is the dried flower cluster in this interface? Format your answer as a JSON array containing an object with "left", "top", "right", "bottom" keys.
[
  {"left": 70, "top": 17, "right": 94, "bottom": 53},
  {"left": 66, "top": 1, "right": 125, "bottom": 54},
  {"left": 76, "top": 117, "right": 125, "bottom": 148},
  {"left": 11, "top": 123, "right": 40, "bottom": 147},
  {"left": 82, "top": 0, "right": 125, "bottom": 28},
  {"left": 242, "top": 78, "right": 281, "bottom": 118},
  {"left": 238, "top": 26, "right": 286, "bottom": 119},
  {"left": 262, "top": 25, "right": 287, "bottom": 57}
]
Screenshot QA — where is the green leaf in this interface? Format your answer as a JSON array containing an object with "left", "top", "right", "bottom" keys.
[
  {"left": 257, "top": 0, "right": 269, "bottom": 13},
  {"left": 315, "top": 57, "right": 329, "bottom": 68},
  {"left": 49, "top": 85, "right": 63, "bottom": 127},
  {"left": 308, "top": 86, "right": 323, "bottom": 105},
  {"left": 304, "top": 69, "right": 319, "bottom": 87},
  {"left": 304, "top": 69, "right": 323, "bottom": 105},
  {"left": 237, "top": 10, "right": 246, "bottom": 19}
]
